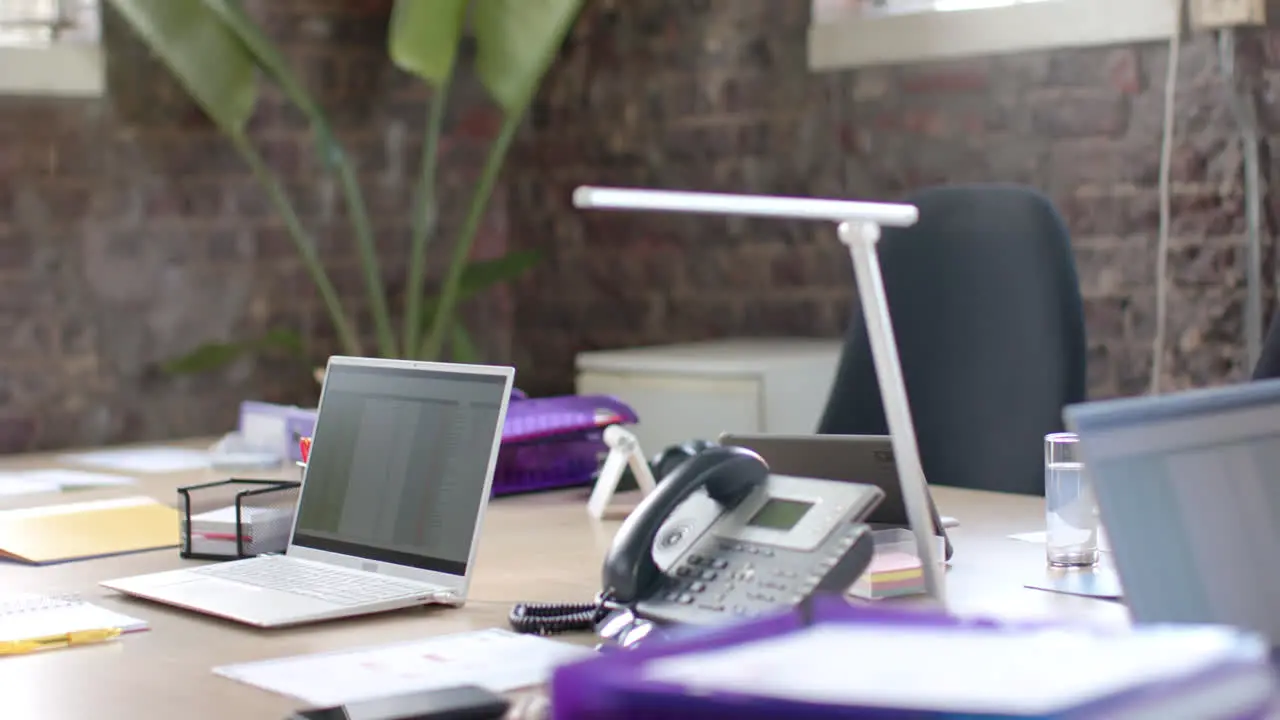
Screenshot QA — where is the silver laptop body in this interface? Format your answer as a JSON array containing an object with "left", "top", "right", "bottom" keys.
[
  {"left": 102, "top": 356, "right": 515, "bottom": 628},
  {"left": 718, "top": 432, "right": 953, "bottom": 560},
  {"left": 1065, "top": 379, "right": 1280, "bottom": 645}
]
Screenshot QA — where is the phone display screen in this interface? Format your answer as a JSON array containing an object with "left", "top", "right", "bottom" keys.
[{"left": 747, "top": 498, "right": 813, "bottom": 531}]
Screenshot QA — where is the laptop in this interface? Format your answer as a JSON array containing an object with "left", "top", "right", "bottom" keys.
[
  {"left": 1065, "top": 379, "right": 1280, "bottom": 646},
  {"left": 102, "top": 356, "right": 516, "bottom": 628},
  {"left": 718, "top": 433, "right": 954, "bottom": 560}
]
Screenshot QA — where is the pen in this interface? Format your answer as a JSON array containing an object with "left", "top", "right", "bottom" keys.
[{"left": 0, "top": 628, "right": 123, "bottom": 656}]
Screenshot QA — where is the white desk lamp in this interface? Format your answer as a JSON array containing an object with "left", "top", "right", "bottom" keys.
[{"left": 572, "top": 185, "right": 945, "bottom": 605}]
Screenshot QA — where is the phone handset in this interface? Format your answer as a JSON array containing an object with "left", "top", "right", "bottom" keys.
[
  {"left": 602, "top": 446, "right": 767, "bottom": 605},
  {"left": 507, "top": 445, "right": 765, "bottom": 636}
]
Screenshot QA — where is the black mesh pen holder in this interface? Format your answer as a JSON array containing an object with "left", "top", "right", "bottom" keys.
[{"left": 177, "top": 478, "right": 301, "bottom": 561}]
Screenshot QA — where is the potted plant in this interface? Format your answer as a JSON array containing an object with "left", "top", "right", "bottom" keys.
[{"left": 107, "top": 0, "right": 583, "bottom": 382}]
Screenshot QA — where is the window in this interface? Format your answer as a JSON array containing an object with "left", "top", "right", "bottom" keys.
[
  {"left": 815, "top": 0, "right": 1057, "bottom": 21},
  {"left": 809, "top": 0, "right": 1180, "bottom": 70},
  {"left": 0, "top": 0, "right": 99, "bottom": 43},
  {"left": 0, "top": 0, "right": 104, "bottom": 96}
]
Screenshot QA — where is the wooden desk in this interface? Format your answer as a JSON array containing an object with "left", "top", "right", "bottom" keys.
[{"left": 0, "top": 444, "right": 1128, "bottom": 720}]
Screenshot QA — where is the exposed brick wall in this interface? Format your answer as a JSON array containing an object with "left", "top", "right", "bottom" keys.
[
  {"left": 508, "top": 0, "right": 1274, "bottom": 401},
  {"left": 1, "top": 0, "right": 1269, "bottom": 451},
  {"left": 0, "top": 0, "right": 510, "bottom": 452}
]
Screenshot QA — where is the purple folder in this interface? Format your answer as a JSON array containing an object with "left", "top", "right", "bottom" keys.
[
  {"left": 501, "top": 394, "right": 637, "bottom": 444},
  {"left": 493, "top": 394, "right": 639, "bottom": 496},
  {"left": 549, "top": 596, "right": 1276, "bottom": 720}
]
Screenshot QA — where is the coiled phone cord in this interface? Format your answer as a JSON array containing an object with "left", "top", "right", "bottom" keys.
[
  {"left": 507, "top": 599, "right": 608, "bottom": 636},
  {"left": 508, "top": 441, "right": 716, "bottom": 637}
]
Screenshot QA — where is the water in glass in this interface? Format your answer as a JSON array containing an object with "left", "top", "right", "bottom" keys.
[{"left": 1045, "top": 459, "right": 1099, "bottom": 566}]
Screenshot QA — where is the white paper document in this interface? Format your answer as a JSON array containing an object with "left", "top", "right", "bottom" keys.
[
  {"left": 642, "top": 624, "right": 1259, "bottom": 715},
  {"left": 0, "top": 593, "right": 149, "bottom": 641},
  {"left": 61, "top": 447, "right": 210, "bottom": 474},
  {"left": 213, "top": 628, "right": 593, "bottom": 707},
  {"left": 0, "top": 469, "right": 137, "bottom": 497},
  {"left": 0, "top": 477, "right": 58, "bottom": 497},
  {"left": 1008, "top": 528, "right": 1111, "bottom": 551}
]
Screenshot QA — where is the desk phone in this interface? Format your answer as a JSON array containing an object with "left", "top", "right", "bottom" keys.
[{"left": 510, "top": 444, "right": 882, "bottom": 633}]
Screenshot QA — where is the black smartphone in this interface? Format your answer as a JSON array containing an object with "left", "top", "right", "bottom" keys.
[{"left": 289, "top": 685, "right": 510, "bottom": 720}]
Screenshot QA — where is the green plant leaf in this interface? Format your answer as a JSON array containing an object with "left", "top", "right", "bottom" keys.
[
  {"left": 162, "top": 329, "right": 306, "bottom": 375},
  {"left": 420, "top": 115, "right": 521, "bottom": 359},
  {"left": 450, "top": 323, "right": 481, "bottom": 364},
  {"left": 388, "top": 0, "right": 469, "bottom": 85},
  {"left": 199, "top": 0, "right": 342, "bottom": 166},
  {"left": 202, "top": 0, "right": 395, "bottom": 357},
  {"left": 457, "top": 249, "right": 543, "bottom": 294},
  {"left": 421, "top": 0, "right": 582, "bottom": 358},
  {"left": 255, "top": 328, "right": 306, "bottom": 357},
  {"left": 106, "top": 0, "right": 258, "bottom": 133},
  {"left": 108, "top": 0, "right": 365, "bottom": 357},
  {"left": 162, "top": 342, "right": 251, "bottom": 375},
  {"left": 194, "top": 0, "right": 394, "bottom": 357},
  {"left": 391, "top": 0, "right": 467, "bottom": 358},
  {"left": 417, "top": 250, "right": 543, "bottom": 328},
  {"left": 472, "top": 0, "right": 584, "bottom": 113}
]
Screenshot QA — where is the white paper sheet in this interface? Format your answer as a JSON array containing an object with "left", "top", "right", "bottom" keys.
[
  {"left": 642, "top": 624, "right": 1258, "bottom": 715},
  {"left": 0, "top": 593, "right": 149, "bottom": 641},
  {"left": 60, "top": 447, "right": 210, "bottom": 474},
  {"left": 1, "top": 469, "right": 135, "bottom": 488},
  {"left": 0, "top": 477, "right": 59, "bottom": 497},
  {"left": 1008, "top": 528, "right": 1111, "bottom": 552},
  {"left": 0, "top": 495, "right": 160, "bottom": 519},
  {"left": 212, "top": 628, "right": 593, "bottom": 707}
]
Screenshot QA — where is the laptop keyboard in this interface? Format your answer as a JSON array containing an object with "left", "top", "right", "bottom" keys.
[{"left": 193, "top": 557, "right": 435, "bottom": 606}]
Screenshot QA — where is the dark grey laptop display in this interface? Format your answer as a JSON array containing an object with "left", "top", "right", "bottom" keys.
[
  {"left": 718, "top": 433, "right": 953, "bottom": 560},
  {"left": 1065, "top": 379, "right": 1280, "bottom": 645}
]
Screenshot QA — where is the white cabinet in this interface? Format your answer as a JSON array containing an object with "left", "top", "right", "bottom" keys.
[{"left": 575, "top": 338, "right": 843, "bottom": 454}]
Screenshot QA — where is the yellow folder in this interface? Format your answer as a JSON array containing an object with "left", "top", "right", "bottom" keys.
[{"left": 0, "top": 496, "right": 179, "bottom": 564}]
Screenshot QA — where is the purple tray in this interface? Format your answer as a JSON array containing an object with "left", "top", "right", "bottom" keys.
[
  {"left": 549, "top": 596, "right": 1278, "bottom": 720},
  {"left": 501, "top": 394, "right": 636, "bottom": 444},
  {"left": 493, "top": 394, "right": 638, "bottom": 497}
]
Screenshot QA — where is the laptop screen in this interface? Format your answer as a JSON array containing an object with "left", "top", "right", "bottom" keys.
[
  {"left": 292, "top": 362, "right": 511, "bottom": 576},
  {"left": 1066, "top": 380, "right": 1280, "bottom": 643}
]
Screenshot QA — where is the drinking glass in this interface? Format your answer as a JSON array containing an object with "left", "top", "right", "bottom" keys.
[{"left": 1044, "top": 432, "right": 1099, "bottom": 567}]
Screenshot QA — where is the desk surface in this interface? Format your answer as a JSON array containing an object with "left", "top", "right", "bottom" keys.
[{"left": 0, "top": 442, "right": 1128, "bottom": 720}]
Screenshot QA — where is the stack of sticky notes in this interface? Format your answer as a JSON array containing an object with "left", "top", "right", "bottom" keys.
[
  {"left": 849, "top": 549, "right": 926, "bottom": 600},
  {"left": 187, "top": 504, "right": 293, "bottom": 556}
]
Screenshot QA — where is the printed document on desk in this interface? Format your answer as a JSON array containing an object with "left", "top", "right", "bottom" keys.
[
  {"left": 0, "top": 477, "right": 60, "bottom": 498},
  {"left": 0, "top": 469, "right": 136, "bottom": 498},
  {"left": 214, "top": 628, "right": 592, "bottom": 707},
  {"left": 61, "top": 446, "right": 211, "bottom": 474}
]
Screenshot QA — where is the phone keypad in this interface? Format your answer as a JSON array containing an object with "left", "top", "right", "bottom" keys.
[{"left": 641, "top": 525, "right": 873, "bottom": 625}]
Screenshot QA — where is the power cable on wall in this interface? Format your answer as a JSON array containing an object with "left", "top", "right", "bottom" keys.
[
  {"left": 1149, "top": 7, "right": 1268, "bottom": 394},
  {"left": 1218, "top": 29, "right": 1266, "bottom": 374},
  {"left": 1149, "top": 0, "right": 1183, "bottom": 395}
]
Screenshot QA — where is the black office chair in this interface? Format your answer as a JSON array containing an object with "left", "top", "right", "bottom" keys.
[
  {"left": 817, "top": 184, "right": 1087, "bottom": 496},
  {"left": 1253, "top": 314, "right": 1280, "bottom": 380}
]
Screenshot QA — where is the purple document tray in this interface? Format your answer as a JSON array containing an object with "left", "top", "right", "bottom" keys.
[
  {"left": 549, "top": 596, "right": 1277, "bottom": 720},
  {"left": 493, "top": 394, "right": 638, "bottom": 497}
]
